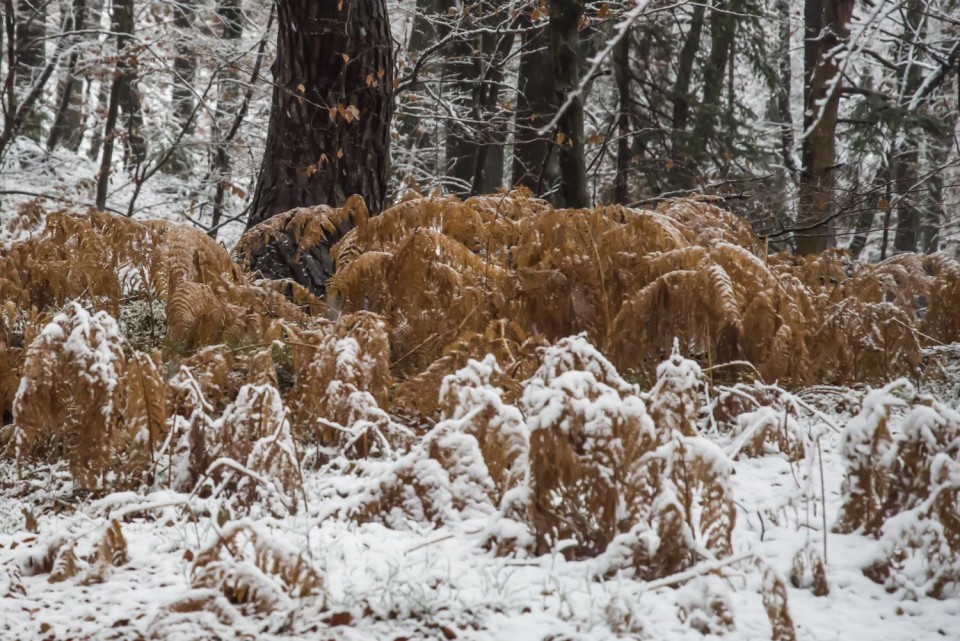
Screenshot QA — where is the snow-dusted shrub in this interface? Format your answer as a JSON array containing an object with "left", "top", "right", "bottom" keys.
[
  {"left": 761, "top": 565, "right": 797, "bottom": 641},
  {"left": 347, "top": 417, "right": 501, "bottom": 527},
  {"left": 648, "top": 341, "right": 704, "bottom": 438},
  {"left": 836, "top": 380, "right": 908, "bottom": 533},
  {"left": 189, "top": 521, "right": 324, "bottom": 617},
  {"left": 438, "top": 355, "right": 527, "bottom": 499},
  {"left": 10, "top": 303, "right": 126, "bottom": 488},
  {"left": 647, "top": 435, "right": 737, "bottom": 574},
  {"left": 165, "top": 366, "right": 216, "bottom": 492},
  {"left": 522, "top": 336, "right": 655, "bottom": 558},
  {"left": 837, "top": 383, "right": 960, "bottom": 597},
  {"left": 871, "top": 455, "right": 960, "bottom": 598},
  {"left": 207, "top": 384, "right": 303, "bottom": 516},
  {"left": 509, "top": 336, "right": 736, "bottom": 576},
  {"left": 728, "top": 405, "right": 807, "bottom": 461},
  {"left": 676, "top": 574, "right": 736, "bottom": 635},
  {"left": 789, "top": 544, "right": 829, "bottom": 596},
  {"left": 289, "top": 312, "right": 409, "bottom": 458}
]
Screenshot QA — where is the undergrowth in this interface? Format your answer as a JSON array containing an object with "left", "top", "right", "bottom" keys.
[{"left": 2, "top": 194, "right": 959, "bottom": 637}]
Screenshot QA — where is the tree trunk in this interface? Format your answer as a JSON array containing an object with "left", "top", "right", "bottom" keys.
[
  {"left": 613, "top": 31, "right": 631, "bottom": 204},
  {"left": 47, "top": 0, "right": 86, "bottom": 151},
  {"left": 171, "top": 0, "right": 196, "bottom": 131},
  {"left": 512, "top": 11, "right": 558, "bottom": 197},
  {"left": 249, "top": 0, "right": 394, "bottom": 226},
  {"left": 796, "top": 0, "right": 852, "bottom": 254},
  {"left": 893, "top": 0, "right": 923, "bottom": 254},
  {"left": 15, "top": 0, "right": 45, "bottom": 140},
  {"left": 549, "top": 0, "right": 589, "bottom": 208},
  {"left": 95, "top": 0, "right": 141, "bottom": 209},
  {"left": 443, "top": 9, "right": 478, "bottom": 195},
  {"left": 668, "top": 2, "right": 705, "bottom": 190},
  {"left": 209, "top": 0, "right": 245, "bottom": 236},
  {"left": 468, "top": 2, "right": 513, "bottom": 196},
  {"left": 689, "top": 0, "right": 736, "bottom": 173}
]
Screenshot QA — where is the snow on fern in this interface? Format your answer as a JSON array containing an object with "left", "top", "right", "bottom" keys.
[
  {"left": 836, "top": 380, "right": 909, "bottom": 533},
  {"left": 209, "top": 384, "right": 303, "bottom": 516},
  {"left": 11, "top": 303, "right": 125, "bottom": 488},
  {"left": 438, "top": 355, "right": 528, "bottom": 499},
  {"left": 521, "top": 335, "right": 655, "bottom": 558},
  {"left": 648, "top": 339, "right": 704, "bottom": 439}
]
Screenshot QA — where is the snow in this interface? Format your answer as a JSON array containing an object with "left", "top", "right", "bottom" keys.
[{"left": 2, "top": 374, "right": 959, "bottom": 640}]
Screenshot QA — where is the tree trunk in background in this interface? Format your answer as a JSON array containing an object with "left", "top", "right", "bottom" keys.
[
  {"left": 773, "top": 0, "right": 796, "bottom": 175},
  {"left": 468, "top": 1, "right": 513, "bottom": 196},
  {"left": 796, "top": 0, "right": 852, "bottom": 254},
  {"left": 549, "top": 0, "right": 589, "bottom": 208},
  {"left": 512, "top": 11, "right": 558, "bottom": 197},
  {"left": 668, "top": 2, "right": 705, "bottom": 191},
  {"left": 397, "top": 0, "right": 449, "bottom": 174},
  {"left": 15, "top": 0, "right": 46, "bottom": 140},
  {"left": 172, "top": 0, "right": 196, "bottom": 131},
  {"left": 893, "top": 0, "right": 923, "bottom": 254},
  {"left": 443, "top": 11, "right": 478, "bottom": 195},
  {"left": 613, "top": 32, "right": 631, "bottom": 204},
  {"left": 113, "top": 0, "right": 146, "bottom": 167},
  {"left": 95, "top": 0, "right": 142, "bottom": 208},
  {"left": 250, "top": 0, "right": 393, "bottom": 225},
  {"left": 47, "top": 0, "right": 86, "bottom": 151},
  {"left": 209, "top": 0, "right": 244, "bottom": 235},
  {"left": 690, "top": 0, "right": 735, "bottom": 175}
]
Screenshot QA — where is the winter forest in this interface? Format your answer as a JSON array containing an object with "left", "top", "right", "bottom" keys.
[{"left": 1, "top": 0, "right": 960, "bottom": 639}]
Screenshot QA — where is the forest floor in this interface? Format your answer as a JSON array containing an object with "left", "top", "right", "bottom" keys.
[{"left": 1, "top": 386, "right": 957, "bottom": 641}]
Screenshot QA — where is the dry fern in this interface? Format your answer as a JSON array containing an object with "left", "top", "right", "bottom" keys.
[
  {"left": 190, "top": 520, "right": 323, "bottom": 616},
  {"left": 12, "top": 303, "right": 126, "bottom": 488}
]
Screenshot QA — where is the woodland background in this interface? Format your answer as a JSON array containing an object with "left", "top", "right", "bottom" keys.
[{"left": 0, "top": 0, "right": 957, "bottom": 256}]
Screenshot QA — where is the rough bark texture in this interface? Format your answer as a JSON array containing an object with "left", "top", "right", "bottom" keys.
[
  {"left": 249, "top": 0, "right": 394, "bottom": 226},
  {"left": 512, "top": 12, "right": 558, "bottom": 197},
  {"left": 796, "top": 0, "right": 852, "bottom": 254},
  {"left": 549, "top": 0, "right": 590, "bottom": 208}
]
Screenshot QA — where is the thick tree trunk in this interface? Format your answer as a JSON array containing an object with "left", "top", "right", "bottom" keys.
[
  {"left": 796, "top": 0, "right": 852, "bottom": 254},
  {"left": 249, "top": 0, "right": 394, "bottom": 226},
  {"left": 512, "top": 12, "right": 558, "bottom": 197},
  {"left": 549, "top": 0, "right": 590, "bottom": 208}
]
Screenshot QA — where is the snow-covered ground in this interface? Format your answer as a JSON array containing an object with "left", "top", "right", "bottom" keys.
[{"left": 2, "top": 391, "right": 956, "bottom": 641}]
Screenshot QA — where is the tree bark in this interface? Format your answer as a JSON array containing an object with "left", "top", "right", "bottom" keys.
[
  {"left": 47, "top": 0, "right": 86, "bottom": 151},
  {"left": 613, "top": 30, "right": 631, "bottom": 204},
  {"left": 171, "top": 0, "right": 196, "bottom": 132},
  {"left": 249, "top": 0, "right": 394, "bottom": 226},
  {"left": 95, "top": 0, "right": 141, "bottom": 209},
  {"left": 796, "top": 0, "right": 852, "bottom": 254},
  {"left": 893, "top": 0, "right": 923, "bottom": 254},
  {"left": 549, "top": 0, "right": 590, "bottom": 208},
  {"left": 667, "top": 2, "right": 705, "bottom": 190},
  {"left": 512, "top": 11, "right": 558, "bottom": 197},
  {"left": 15, "top": 0, "right": 46, "bottom": 140}
]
